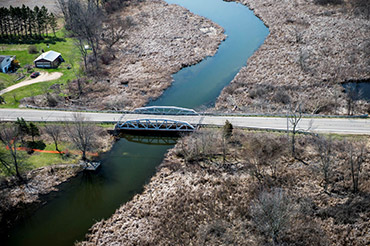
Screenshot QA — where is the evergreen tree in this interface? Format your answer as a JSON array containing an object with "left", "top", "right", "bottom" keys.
[
  {"left": 27, "top": 6, "right": 34, "bottom": 37},
  {"left": 0, "top": 8, "right": 5, "bottom": 37},
  {"left": 0, "top": 5, "right": 52, "bottom": 40},
  {"left": 223, "top": 120, "right": 233, "bottom": 139},
  {"left": 9, "top": 6, "right": 16, "bottom": 36},
  {"left": 4, "top": 8, "right": 11, "bottom": 38},
  {"left": 15, "top": 117, "right": 29, "bottom": 143},
  {"left": 29, "top": 123, "right": 40, "bottom": 142},
  {"left": 34, "top": 6, "right": 41, "bottom": 37},
  {"left": 21, "top": 5, "right": 28, "bottom": 36},
  {"left": 40, "top": 6, "right": 49, "bottom": 36},
  {"left": 49, "top": 13, "right": 57, "bottom": 36}
]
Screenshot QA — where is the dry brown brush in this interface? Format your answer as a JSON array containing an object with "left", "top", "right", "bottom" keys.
[{"left": 79, "top": 129, "right": 369, "bottom": 246}]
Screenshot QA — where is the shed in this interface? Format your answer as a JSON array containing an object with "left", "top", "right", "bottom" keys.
[{"left": 34, "top": 51, "right": 64, "bottom": 68}]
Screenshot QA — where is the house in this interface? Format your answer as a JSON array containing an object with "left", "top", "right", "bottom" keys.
[
  {"left": 34, "top": 50, "right": 64, "bottom": 68},
  {"left": 0, "top": 55, "right": 14, "bottom": 73}
]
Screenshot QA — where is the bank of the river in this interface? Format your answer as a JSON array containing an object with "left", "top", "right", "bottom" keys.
[
  {"left": 0, "top": 124, "right": 113, "bottom": 230},
  {"left": 0, "top": 164, "right": 82, "bottom": 225},
  {"left": 217, "top": 0, "right": 370, "bottom": 115},
  {"left": 79, "top": 129, "right": 370, "bottom": 245}
]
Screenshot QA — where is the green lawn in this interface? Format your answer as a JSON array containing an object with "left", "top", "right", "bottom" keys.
[
  {"left": 0, "top": 29, "right": 81, "bottom": 108},
  {"left": 27, "top": 142, "right": 80, "bottom": 169},
  {"left": 0, "top": 73, "right": 18, "bottom": 89}
]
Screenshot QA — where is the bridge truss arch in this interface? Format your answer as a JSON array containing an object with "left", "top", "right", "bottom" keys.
[
  {"left": 115, "top": 119, "right": 195, "bottom": 132},
  {"left": 133, "top": 106, "right": 198, "bottom": 115}
]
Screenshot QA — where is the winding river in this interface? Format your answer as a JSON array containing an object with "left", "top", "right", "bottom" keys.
[{"left": 2, "top": 1, "right": 268, "bottom": 245}]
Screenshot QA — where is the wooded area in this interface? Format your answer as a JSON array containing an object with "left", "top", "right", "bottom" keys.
[{"left": 0, "top": 5, "right": 57, "bottom": 40}]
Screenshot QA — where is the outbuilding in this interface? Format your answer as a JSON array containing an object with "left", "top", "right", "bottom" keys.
[
  {"left": 0, "top": 55, "right": 14, "bottom": 73},
  {"left": 34, "top": 50, "right": 64, "bottom": 68}
]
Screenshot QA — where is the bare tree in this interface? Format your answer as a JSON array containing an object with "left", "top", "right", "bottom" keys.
[
  {"left": 59, "top": 0, "right": 104, "bottom": 67},
  {"left": 65, "top": 113, "right": 98, "bottom": 160},
  {"left": 347, "top": 140, "right": 366, "bottom": 193},
  {"left": 66, "top": 51, "right": 85, "bottom": 96},
  {"left": 178, "top": 130, "right": 220, "bottom": 165},
  {"left": 0, "top": 123, "right": 25, "bottom": 181},
  {"left": 250, "top": 188, "right": 294, "bottom": 245},
  {"left": 345, "top": 85, "right": 362, "bottom": 116},
  {"left": 44, "top": 124, "right": 63, "bottom": 153},
  {"left": 74, "top": 38, "right": 88, "bottom": 72},
  {"left": 287, "top": 103, "right": 303, "bottom": 157},
  {"left": 102, "top": 16, "right": 134, "bottom": 54},
  {"left": 243, "top": 133, "right": 287, "bottom": 184},
  {"left": 313, "top": 135, "right": 333, "bottom": 193}
]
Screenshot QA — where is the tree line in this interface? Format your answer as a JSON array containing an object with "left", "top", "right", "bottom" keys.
[{"left": 0, "top": 5, "right": 57, "bottom": 40}]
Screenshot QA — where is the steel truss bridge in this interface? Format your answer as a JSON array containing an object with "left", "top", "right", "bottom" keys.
[
  {"left": 115, "top": 119, "right": 195, "bottom": 132},
  {"left": 133, "top": 106, "right": 198, "bottom": 115},
  {"left": 115, "top": 106, "right": 198, "bottom": 133}
]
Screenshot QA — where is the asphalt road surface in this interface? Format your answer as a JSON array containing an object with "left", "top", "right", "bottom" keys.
[{"left": 0, "top": 108, "right": 369, "bottom": 135}]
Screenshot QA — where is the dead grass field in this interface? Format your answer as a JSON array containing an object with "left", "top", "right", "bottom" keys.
[{"left": 80, "top": 129, "right": 370, "bottom": 245}]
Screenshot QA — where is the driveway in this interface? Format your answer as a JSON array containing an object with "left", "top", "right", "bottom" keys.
[{"left": 0, "top": 72, "right": 63, "bottom": 95}]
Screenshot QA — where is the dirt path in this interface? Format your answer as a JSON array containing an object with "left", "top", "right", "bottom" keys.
[{"left": 0, "top": 72, "right": 63, "bottom": 95}]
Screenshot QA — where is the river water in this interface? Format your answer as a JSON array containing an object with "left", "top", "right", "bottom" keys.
[
  {"left": 2, "top": 1, "right": 268, "bottom": 245},
  {"left": 150, "top": 0, "right": 268, "bottom": 108}
]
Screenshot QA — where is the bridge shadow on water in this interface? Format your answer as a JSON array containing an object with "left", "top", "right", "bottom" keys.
[{"left": 120, "top": 133, "right": 179, "bottom": 146}]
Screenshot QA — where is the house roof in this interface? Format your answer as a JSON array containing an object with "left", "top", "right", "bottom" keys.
[
  {"left": 34, "top": 51, "right": 61, "bottom": 62},
  {"left": 0, "top": 55, "right": 10, "bottom": 63}
]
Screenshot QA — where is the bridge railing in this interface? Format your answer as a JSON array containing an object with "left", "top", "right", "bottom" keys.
[
  {"left": 133, "top": 106, "right": 199, "bottom": 115},
  {"left": 115, "top": 119, "right": 195, "bottom": 132}
]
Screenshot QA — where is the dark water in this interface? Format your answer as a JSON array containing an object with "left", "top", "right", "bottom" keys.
[
  {"left": 149, "top": 0, "right": 269, "bottom": 109},
  {"left": 342, "top": 82, "right": 370, "bottom": 101},
  {"left": 2, "top": 0, "right": 268, "bottom": 245},
  {"left": 3, "top": 136, "right": 174, "bottom": 246}
]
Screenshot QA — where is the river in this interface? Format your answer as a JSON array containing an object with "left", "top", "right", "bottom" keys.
[{"left": 2, "top": 1, "right": 268, "bottom": 245}]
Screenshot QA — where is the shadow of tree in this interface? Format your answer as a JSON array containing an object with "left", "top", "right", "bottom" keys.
[
  {"left": 0, "top": 36, "right": 66, "bottom": 45},
  {"left": 317, "top": 193, "right": 370, "bottom": 224}
]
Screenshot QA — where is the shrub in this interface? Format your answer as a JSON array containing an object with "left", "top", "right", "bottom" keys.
[
  {"left": 250, "top": 188, "right": 295, "bottom": 245},
  {"left": 46, "top": 93, "right": 59, "bottom": 107},
  {"left": 28, "top": 45, "right": 38, "bottom": 54},
  {"left": 352, "top": 0, "right": 370, "bottom": 19},
  {"left": 223, "top": 120, "right": 233, "bottom": 139},
  {"left": 272, "top": 89, "right": 291, "bottom": 104},
  {"left": 100, "top": 52, "right": 114, "bottom": 65}
]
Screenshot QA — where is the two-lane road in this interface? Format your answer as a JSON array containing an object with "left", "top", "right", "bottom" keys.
[{"left": 0, "top": 109, "right": 369, "bottom": 135}]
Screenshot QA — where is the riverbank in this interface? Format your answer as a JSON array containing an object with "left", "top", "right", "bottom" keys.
[
  {"left": 216, "top": 0, "right": 370, "bottom": 115},
  {"left": 79, "top": 129, "right": 370, "bottom": 245},
  {"left": 22, "top": 0, "right": 225, "bottom": 110},
  {"left": 0, "top": 164, "right": 82, "bottom": 226},
  {"left": 0, "top": 122, "right": 113, "bottom": 230}
]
